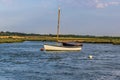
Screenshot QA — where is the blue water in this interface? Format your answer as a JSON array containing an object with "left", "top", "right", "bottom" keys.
[{"left": 0, "top": 41, "right": 120, "bottom": 80}]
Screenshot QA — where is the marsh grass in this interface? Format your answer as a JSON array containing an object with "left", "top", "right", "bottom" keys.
[
  {"left": 0, "top": 38, "right": 24, "bottom": 43},
  {"left": 0, "top": 36, "right": 120, "bottom": 45}
]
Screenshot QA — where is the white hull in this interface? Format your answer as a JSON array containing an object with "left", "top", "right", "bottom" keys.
[{"left": 44, "top": 44, "right": 82, "bottom": 51}]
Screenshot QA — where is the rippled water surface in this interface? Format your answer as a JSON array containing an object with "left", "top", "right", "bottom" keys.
[{"left": 0, "top": 41, "right": 120, "bottom": 80}]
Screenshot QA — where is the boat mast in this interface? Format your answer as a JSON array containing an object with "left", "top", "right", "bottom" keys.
[{"left": 57, "top": 7, "right": 60, "bottom": 42}]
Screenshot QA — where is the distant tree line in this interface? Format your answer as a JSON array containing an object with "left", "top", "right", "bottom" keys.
[
  {"left": 48, "top": 34, "right": 120, "bottom": 39},
  {"left": 0, "top": 31, "right": 41, "bottom": 36}
]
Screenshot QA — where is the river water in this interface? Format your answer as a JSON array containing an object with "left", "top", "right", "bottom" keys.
[{"left": 0, "top": 41, "right": 120, "bottom": 80}]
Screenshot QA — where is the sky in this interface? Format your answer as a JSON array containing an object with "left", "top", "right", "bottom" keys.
[{"left": 0, "top": 0, "right": 120, "bottom": 36}]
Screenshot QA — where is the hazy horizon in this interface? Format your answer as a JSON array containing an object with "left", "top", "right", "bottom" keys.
[{"left": 0, "top": 0, "right": 120, "bottom": 36}]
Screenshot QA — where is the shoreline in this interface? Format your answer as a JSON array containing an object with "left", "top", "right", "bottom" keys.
[{"left": 0, "top": 36, "right": 120, "bottom": 45}]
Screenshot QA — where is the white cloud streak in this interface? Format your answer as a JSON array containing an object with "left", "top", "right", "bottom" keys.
[
  {"left": 1, "top": 0, "right": 120, "bottom": 9},
  {"left": 95, "top": 0, "right": 120, "bottom": 8},
  {"left": 59, "top": 0, "right": 120, "bottom": 9}
]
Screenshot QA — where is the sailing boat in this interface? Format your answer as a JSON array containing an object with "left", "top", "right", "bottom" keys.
[{"left": 44, "top": 8, "right": 82, "bottom": 51}]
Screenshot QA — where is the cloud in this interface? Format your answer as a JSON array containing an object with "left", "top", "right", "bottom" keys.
[
  {"left": 96, "top": 3, "right": 108, "bottom": 8},
  {"left": 109, "top": 1, "right": 120, "bottom": 5},
  {"left": 95, "top": 0, "right": 120, "bottom": 8},
  {"left": 1, "top": 0, "right": 120, "bottom": 9},
  {"left": 58, "top": 0, "right": 120, "bottom": 9}
]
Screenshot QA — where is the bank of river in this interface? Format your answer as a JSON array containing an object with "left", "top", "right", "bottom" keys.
[{"left": 0, "top": 36, "right": 120, "bottom": 45}]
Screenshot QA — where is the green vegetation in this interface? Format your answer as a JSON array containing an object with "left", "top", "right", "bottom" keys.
[
  {"left": 0, "top": 38, "right": 24, "bottom": 43},
  {"left": 0, "top": 31, "right": 120, "bottom": 45}
]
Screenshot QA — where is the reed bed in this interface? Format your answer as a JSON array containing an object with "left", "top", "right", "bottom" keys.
[
  {"left": 0, "top": 38, "right": 24, "bottom": 43},
  {"left": 0, "top": 36, "right": 120, "bottom": 45}
]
